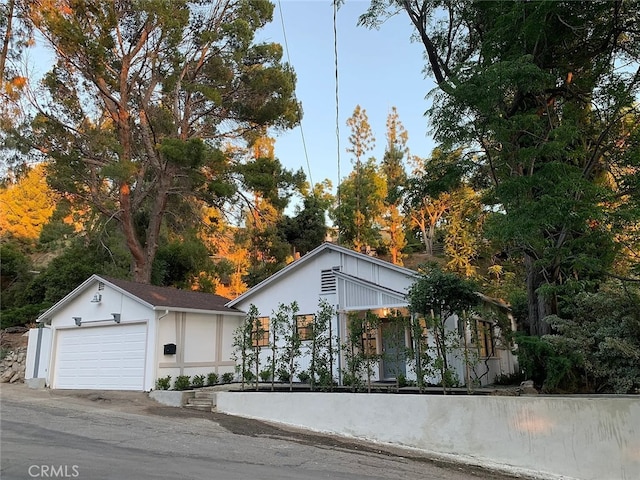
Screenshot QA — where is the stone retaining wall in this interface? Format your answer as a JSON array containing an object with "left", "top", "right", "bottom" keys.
[{"left": 1, "top": 347, "right": 27, "bottom": 384}]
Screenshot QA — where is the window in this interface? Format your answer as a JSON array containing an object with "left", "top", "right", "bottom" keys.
[
  {"left": 252, "top": 316, "right": 270, "bottom": 347},
  {"left": 361, "top": 326, "right": 377, "bottom": 356},
  {"left": 296, "top": 314, "right": 314, "bottom": 341},
  {"left": 476, "top": 321, "right": 495, "bottom": 357}
]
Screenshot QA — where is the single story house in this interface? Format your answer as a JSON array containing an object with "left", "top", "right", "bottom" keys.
[
  {"left": 27, "top": 275, "right": 244, "bottom": 391},
  {"left": 26, "top": 243, "right": 517, "bottom": 391},
  {"left": 227, "top": 242, "right": 518, "bottom": 387}
]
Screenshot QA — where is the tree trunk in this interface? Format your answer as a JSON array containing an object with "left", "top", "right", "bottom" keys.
[{"left": 524, "top": 254, "right": 553, "bottom": 336}]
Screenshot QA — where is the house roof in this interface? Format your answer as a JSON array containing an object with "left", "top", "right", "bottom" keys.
[
  {"left": 226, "top": 242, "right": 419, "bottom": 308},
  {"left": 102, "top": 276, "right": 240, "bottom": 313},
  {"left": 37, "top": 274, "right": 242, "bottom": 322}
]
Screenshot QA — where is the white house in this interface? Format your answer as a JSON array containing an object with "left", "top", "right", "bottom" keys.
[
  {"left": 227, "top": 242, "right": 518, "bottom": 387},
  {"left": 27, "top": 275, "right": 244, "bottom": 391}
]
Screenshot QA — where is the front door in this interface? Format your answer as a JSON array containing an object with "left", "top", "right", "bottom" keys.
[{"left": 381, "top": 320, "right": 406, "bottom": 380}]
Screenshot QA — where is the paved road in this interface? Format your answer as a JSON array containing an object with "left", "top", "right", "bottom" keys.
[{"left": 0, "top": 385, "right": 514, "bottom": 480}]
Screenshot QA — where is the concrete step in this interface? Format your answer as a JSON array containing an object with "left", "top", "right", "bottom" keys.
[
  {"left": 184, "top": 404, "right": 213, "bottom": 412},
  {"left": 186, "top": 398, "right": 213, "bottom": 407},
  {"left": 194, "top": 390, "right": 215, "bottom": 399}
]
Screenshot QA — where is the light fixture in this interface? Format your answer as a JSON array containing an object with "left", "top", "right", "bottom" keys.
[
  {"left": 90, "top": 293, "right": 102, "bottom": 303},
  {"left": 112, "top": 313, "right": 121, "bottom": 323},
  {"left": 73, "top": 317, "right": 82, "bottom": 326}
]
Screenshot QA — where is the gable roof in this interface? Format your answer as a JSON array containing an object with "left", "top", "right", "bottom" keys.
[
  {"left": 226, "top": 242, "right": 419, "bottom": 308},
  {"left": 37, "top": 274, "right": 242, "bottom": 322}
]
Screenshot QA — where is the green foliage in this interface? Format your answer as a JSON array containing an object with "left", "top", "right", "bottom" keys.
[
  {"left": 493, "top": 371, "right": 526, "bottom": 386},
  {"left": 1, "top": 236, "right": 129, "bottom": 327},
  {"left": 280, "top": 195, "right": 328, "bottom": 255},
  {"left": 363, "top": 0, "right": 640, "bottom": 337},
  {"left": 9, "top": 0, "right": 300, "bottom": 283},
  {"left": 407, "top": 265, "right": 479, "bottom": 320},
  {"left": 152, "top": 235, "right": 215, "bottom": 291},
  {"left": 514, "top": 334, "right": 581, "bottom": 393},
  {"left": 331, "top": 158, "right": 387, "bottom": 252},
  {"left": 274, "top": 301, "right": 301, "bottom": 392},
  {"left": 341, "top": 311, "right": 381, "bottom": 393},
  {"left": 545, "top": 282, "right": 640, "bottom": 394},
  {"left": 306, "top": 299, "right": 336, "bottom": 391},
  {"left": 232, "top": 304, "right": 263, "bottom": 391},
  {"left": 173, "top": 375, "right": 191, "bottom": 391},
  {"left": 191, "top": 374, "right": 205, "bottom": 388},
  {"left": 259, "top": 369, "right": 271, "bottom": 382},
  {"left": 155, "top": 375, "right": 171, "bottom": 391},
  {"left": 206, "top": 372, "right": 219, "bottom": 386},
  {"left": 407, "top": 265, "right": 479, "bottom": 392},
  {"left": 297, "top": 371, "right": 310, "bottom": 384},
  {"left": 276, "top": 368, "right": 290, "bottom": 383},
  {"left": 221, "top": 372, "right": 234, "bottom": 384},
  {"left": 236, "top": 157, "right": 305, "bottom": 213}
]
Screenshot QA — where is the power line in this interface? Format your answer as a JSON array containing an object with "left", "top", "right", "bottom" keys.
[
  {"left": 277, "top": 0, "right": 314, "bottom": 191},
  {"left": 333, "top": 0, "right": 341, "bottom": 245}
]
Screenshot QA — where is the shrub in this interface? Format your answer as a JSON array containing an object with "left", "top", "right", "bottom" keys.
[
  {"left": 297, "top": 371, "right": 310, "bottom": 383},
  {"left": 276, "top": 369, "right": 290, "bottom": 383},
  {"left": 173, "top": 375, "right": 191, "bottom": 391},
  {"left": 515, "top": 334, "right": 580, "bottom": 393},
  {"left": 206, "top": 372, "right": 219, "bottom": 386},
  {"left": 259, "top": 369, "right": 271, "bottom": 382},
  {"left": 155, "top": 375, "right": 171, "bottom": 390},
  {"left": 221, "top": 372, "right": 234, "bottom": 383},
  {"left": 191, "top": 374, "right": 205, "bottom": 388},
  {"left": 493, "top": 371, "right": 526, "bottom": 386}
]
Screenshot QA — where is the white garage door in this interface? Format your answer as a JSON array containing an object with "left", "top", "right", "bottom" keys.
[{"left": 53, "top": 323, "right": 147, "bottom": 390}]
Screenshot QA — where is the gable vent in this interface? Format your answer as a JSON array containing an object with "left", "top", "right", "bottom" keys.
[{"left": 321, "top": 268, "right": 338, "bottom": 293}]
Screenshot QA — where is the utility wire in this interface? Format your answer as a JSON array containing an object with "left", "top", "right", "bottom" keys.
[
  {"left": 277, "top": 0, "right": 314, "bottom": 191},
  {"left": 333, "top": 0, "right": 341, "bottom": 245}
]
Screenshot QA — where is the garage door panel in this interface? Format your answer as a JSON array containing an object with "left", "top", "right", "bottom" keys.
[{"left": 54, "top": 323, "right": 147, "bottom": 390}]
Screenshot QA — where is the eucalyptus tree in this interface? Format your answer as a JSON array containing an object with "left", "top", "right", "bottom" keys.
[
  {"left": 11, "top": 0, "right": 299, "bottom": 283},
  {"left": 361, "top": 1, "right": 640, "bottom": 335}
]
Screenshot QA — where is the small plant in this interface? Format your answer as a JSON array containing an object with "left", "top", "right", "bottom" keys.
[
  {"left": 243, "top": 369, "right": 255, "bottom": 382},
  {"left": 206, "top": 372, "right": 219, "bottom": 386},
  {"left": 155, "top": 375, "right": 171, "bottom": 390},
  {"left": 277, "top": 369, "right": 290, "bottom": 383},
  {"left": 173, "top": 375, "right": 191, "bottom": 391},
  {"left": 297, "top": 371, "right": 310, "bottom": 383},
  {"left": 221, "top": 372, "right": 234, "bottom": 384},
  {"left": 494, "top": 371, "right": 526, "bottom": 386},
  {"left": 259, "top": 369, "right": 272, "bottom": 382},
  {"left": 191, "top": 374, "right": 205, "bottom": 388}
]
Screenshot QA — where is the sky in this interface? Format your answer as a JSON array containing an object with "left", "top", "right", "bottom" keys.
[
  {"left": 256, "top": 1, "right": 437, "bottom": 192},
  {"left": 23, "top": 1, "right": 437, "bottom": 193}
]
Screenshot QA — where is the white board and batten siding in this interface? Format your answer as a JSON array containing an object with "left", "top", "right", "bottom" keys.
[{"left": 231, "top": 246, "right": 416, "bottom": 318}]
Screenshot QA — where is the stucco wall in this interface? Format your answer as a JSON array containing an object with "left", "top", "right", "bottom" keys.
[{"left": 216, "top": 392, "right": 639, "bottom": 480}]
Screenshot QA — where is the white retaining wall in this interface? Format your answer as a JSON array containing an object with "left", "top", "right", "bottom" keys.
[{"left": 216, "top": 392, "right": 639, "bottom": 480}]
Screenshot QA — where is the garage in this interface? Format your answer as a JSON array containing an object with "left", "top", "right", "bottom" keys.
[{"left": 53, "top": 323, "right": 147, "bottom": 390}]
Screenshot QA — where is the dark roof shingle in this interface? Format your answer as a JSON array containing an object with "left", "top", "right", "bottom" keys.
[{"left": 102, "top": 276, "right": 240, "bottom": 313}]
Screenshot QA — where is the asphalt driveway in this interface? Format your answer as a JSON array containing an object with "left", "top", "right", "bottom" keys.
[{"left": 0, "top": 384, "right": 516, "bottom": 480}]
